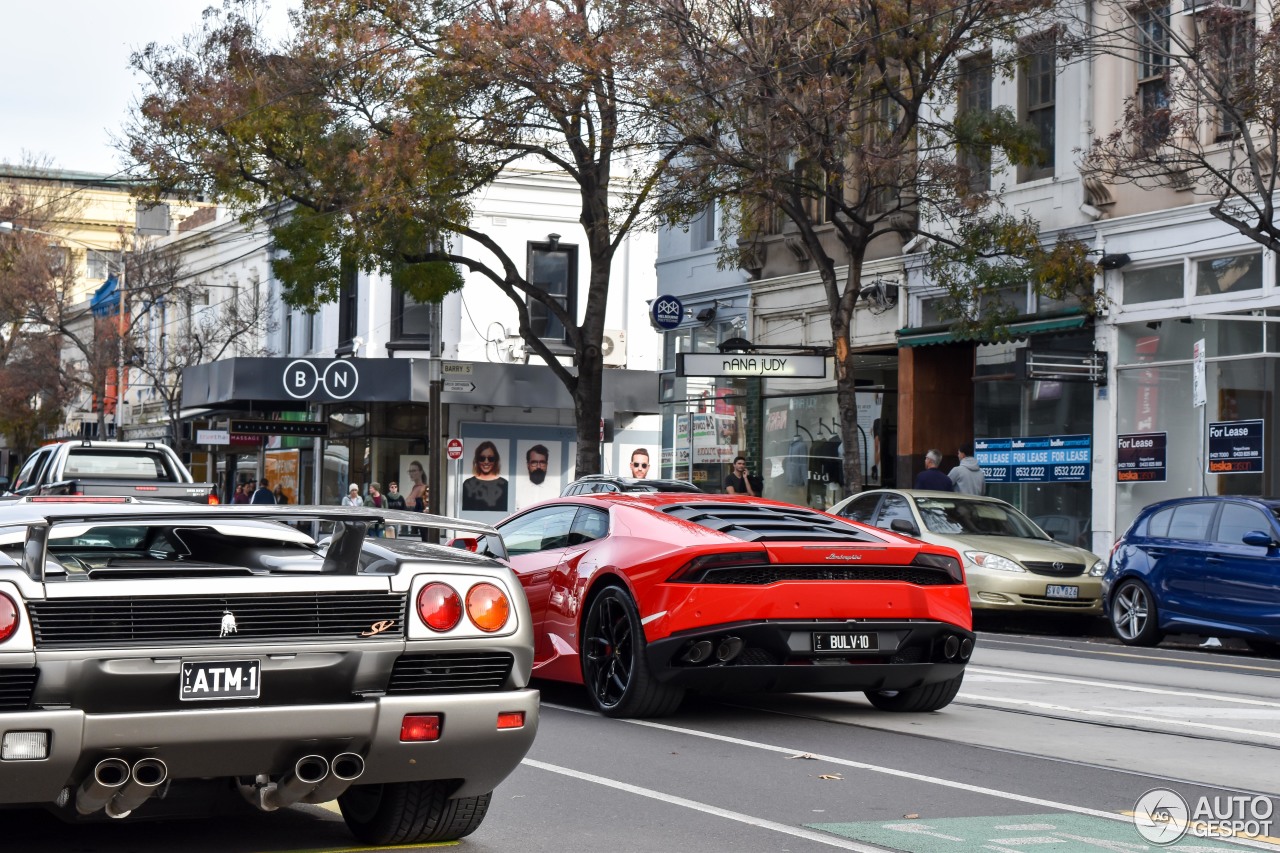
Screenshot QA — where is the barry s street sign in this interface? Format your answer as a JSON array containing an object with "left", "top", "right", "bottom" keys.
[{"left": 677, "top": 353, "right": 827, "bottom": 379}]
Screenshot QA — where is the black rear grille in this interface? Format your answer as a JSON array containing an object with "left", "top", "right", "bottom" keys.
[
  {"left": 28, "top": 593, "right": 406, "bottom": 648},
  {"left": 0, "top": 669, "right": 38, "bottom": 711},
  {"left": 1020, "top": 595, "right": 1097, "bottom": 608},
  {"left": 692, "top": 564, "right": 958, "bottom": 585},
  {"left": 387, "top": 652, "right": 515, "bottom": 694},
  {"left": 1023, "top": 561, "right": 1086, "bottom": 577},
  {"left": 661, "top": 503, "right": 881, "bottom": 543}
]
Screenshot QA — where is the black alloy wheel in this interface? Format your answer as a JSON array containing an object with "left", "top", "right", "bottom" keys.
[{"left": 580, "top": 585, "right": 684, "bottom": 718}]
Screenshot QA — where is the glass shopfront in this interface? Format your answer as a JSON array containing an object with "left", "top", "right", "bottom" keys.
[
  {"left": 321, "top": 403, "right": 432, "bottom": 506},
  {"left": 1114, "top": 317, "right": 1280, "bottom": 536},
  {"left": 973, "top": 332, "right": 1095, "bottom": 548}
]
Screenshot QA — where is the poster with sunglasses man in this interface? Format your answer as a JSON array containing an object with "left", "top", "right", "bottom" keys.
[
  {"left": 515, "top": 441, "right": 560, "bottom": 510},
  {"left": 462, "top": 440, "right": 510, "bottom": 512},
  {"left": 628, "top": 447, "right": 651, "bottom": 478}
]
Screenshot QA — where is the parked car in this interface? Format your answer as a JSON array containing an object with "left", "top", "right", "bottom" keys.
[
  {"left": 560, "top": 474, "right": 702, "bottom": 496},
  {"left": 2, "top": 440, "right": 218, "bottom": 503},
  {"left": 450, "top": 493, "right": 974, "bottom": 718},
  {"left": 828, "top": 490, "right": 1106, "bottom": 619},
  {"left": 0, "top": 499, "right": 537, "bottom": 844},
  {"left": 1104, "top": 496, "right": 1280, "bottom": 654}
]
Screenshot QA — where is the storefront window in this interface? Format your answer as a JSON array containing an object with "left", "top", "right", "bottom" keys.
[
  {"left": 1122, "top": 264, "right": 1183, "bottom": 305},
  {"left": 1115, "top": 319, "right": 1280, "bottom": 535}
]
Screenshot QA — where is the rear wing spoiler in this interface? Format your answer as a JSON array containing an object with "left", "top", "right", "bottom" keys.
[{"left": 7, "top": 501, "right": 499, "bottom": 582}]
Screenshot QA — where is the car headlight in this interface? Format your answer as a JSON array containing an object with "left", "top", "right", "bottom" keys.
[
  {"left": 963, "top": 551, "right": 1026, "bottom": 573},
  {"left": 1088, "top": 559, "right": 1106, "bottom": 577}
]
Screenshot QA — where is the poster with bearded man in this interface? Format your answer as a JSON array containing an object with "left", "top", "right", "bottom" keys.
[{"left": 515, "top": 440, "right": 562, "bottom": 510}]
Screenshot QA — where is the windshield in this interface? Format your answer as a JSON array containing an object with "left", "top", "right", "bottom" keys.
[{"left": 914, "top": 497, "right": 1048, "bottom": 539}]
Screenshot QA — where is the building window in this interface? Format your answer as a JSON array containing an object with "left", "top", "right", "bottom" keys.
[
  {"left": 86, "top": 249, "right": 113, "bottom": 280},
  {"left": 1196, "top": 252, "right": 1261, "bottom": 296},
  {"left": 284, "top": 304, "right": 294, "bottom": 355},
  {"left": 698, "top": 201, "right": 720, "bottom": 249},
  {"left": 958, "top": 54, "right": 993, "bottom": 192},
  {"left": 338, "top": 255, "right": 358, "bottom": 347},
  {"left": 1200, "top": 12, "right": 1254, "bottom": 139},
  {"left": 391, "top": 279, "right": 435, "bottom": 343},
  {"left": 1122, "top": 263, "right": 1183, "bottom": 304},
  {"left": 865, "top": 92, "right": 902, "bottom": 213},
  {"left": 1019, "top": 34, "right": 1056, "bottom": 182},
  {"left": 527, "top": 239, "right": 576, "bottom": 343},
  {"left": 1136, "top": 4, "right": 1171, "bottom": 147}
]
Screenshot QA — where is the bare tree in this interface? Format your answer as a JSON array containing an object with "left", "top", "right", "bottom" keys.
[{"left": 1078, "top": 0, "right": 1280, "bottom": 251}]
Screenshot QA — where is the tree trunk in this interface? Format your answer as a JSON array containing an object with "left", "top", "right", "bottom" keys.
[{"left": 573, "top": 352, "right": 604, "bottom": 479}]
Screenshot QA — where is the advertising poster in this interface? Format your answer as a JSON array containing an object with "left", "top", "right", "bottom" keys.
[
  {"left": 264, "top": 449, "right": 299, "bottom": 504},
  {"left": 1116, "top": 433, "right": 1167, "bottom": 483},
  {"left": 398, "top": 456, "right": 430, "bottom": 511},
  {"left": 975, "top": 435, "right": 1091, "bottom": 484},
  {"left": 459, "top": 437, "right": 512, "bottom": 519},
  {"left": 1207, "top": 419, "right": 1265, "bottom": 474},
  {"left": 515, "top": 440, "right": 561, "bottom": 510}
]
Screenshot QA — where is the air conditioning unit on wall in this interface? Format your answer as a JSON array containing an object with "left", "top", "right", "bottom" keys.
[{"left": 601, "top": 329, "right": 627, "bottom": 367}]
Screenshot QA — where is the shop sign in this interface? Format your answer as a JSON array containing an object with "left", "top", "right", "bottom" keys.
[
  {"left": 196, "top": 429, "right": 230, "bottom": 445},
  {"left": 651, "top": 295, "right": 684, "bottom": 331},
  {"left": 1207, "top": 419, "right": 1264, "bottom": 474},
  {"left": 974, "top": 434, "right": 1091, "bottom": 484},
  {"left": 678, "top": 353, "right": 826, "bottom": 379},
  {"left": 1117, "top": 432, "right": 1166, "bottom": 482}
]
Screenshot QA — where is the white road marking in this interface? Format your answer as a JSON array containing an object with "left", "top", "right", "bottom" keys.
[
  {"left": 539, "top": 703, "right": 1280, "bottom": 851},
  {"left": 521, "top": 758, "right": 887, "bottom": 851},
  {"left": 957, "top": 692, "right": 1280, "bottom": 740},
  {"left": 967, "top": 666, "right": 1280, "bottom": 708}
]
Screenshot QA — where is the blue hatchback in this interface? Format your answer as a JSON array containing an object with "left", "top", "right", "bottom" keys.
[{"left": 1104, "top": 496, "right": 1280, "bottom": 654}]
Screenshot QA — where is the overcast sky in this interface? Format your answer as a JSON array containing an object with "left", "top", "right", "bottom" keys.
[{"left": 0, "top": 1, "right": 295, "bottom": 175}]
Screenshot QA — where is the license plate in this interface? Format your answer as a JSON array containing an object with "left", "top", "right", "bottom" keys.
[
  {"left": 813, "top": 632, "right": 878, "bottom": 652},
  {"left": 1045, "top": 585, "right": 1080, "bottom": 600},
  {"left": 180, "top": 659, "right": 261, "bottom": 701}
]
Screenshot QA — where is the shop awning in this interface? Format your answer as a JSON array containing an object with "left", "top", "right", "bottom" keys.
[{"left": 896, "top": 311, "right": 1089, "bottom": 348}]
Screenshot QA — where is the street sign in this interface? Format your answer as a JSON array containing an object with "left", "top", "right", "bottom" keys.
[
  {"left": 443, "top": 379, "right": 475, "bottom": 393},
  {"left": 1192, "top": 339, "right": 1206, "bottom": 408},
  {"left": 446, "top": 438, "right": 465, "bottom": 461},
  {"left": 442, "top": 361, "right": 473, "bottom": 376}
]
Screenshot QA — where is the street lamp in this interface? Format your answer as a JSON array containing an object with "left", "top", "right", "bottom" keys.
[{"left": 0, "top": 221, "right": 128, "bottom": 437}]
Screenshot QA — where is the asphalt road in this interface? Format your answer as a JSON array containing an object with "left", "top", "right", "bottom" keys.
[{"left": 9, "top": 629, "right": 1280, "bottom": 853}]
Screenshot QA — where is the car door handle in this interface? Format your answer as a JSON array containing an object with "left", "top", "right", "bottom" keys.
[
  {"left": 1206, "top": 556, "right": 1225, "bottom": 564},
  {"left": 1144, "top": 547, "right": 1167, "bottom": 558}
]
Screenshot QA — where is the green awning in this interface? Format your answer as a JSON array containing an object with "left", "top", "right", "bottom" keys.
[{"left": 896, "top": 311, "right": 1089, "bottom": 348}]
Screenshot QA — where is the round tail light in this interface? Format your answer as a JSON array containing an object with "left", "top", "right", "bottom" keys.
[
  {"left": 466, "top": 583, "right": 510, "bottom": 633},
  {"left": 0, "top": 594, "right": 19, "bottom": 643},
  {"left": 417, "top": 582, "right": 462, "bottom": 632}
]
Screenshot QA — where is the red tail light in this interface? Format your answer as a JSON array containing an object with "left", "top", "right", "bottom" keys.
[
  {"left": 667, "top": 549, "right": 770, "bottom": 583},
  {"left": 466, "top": 583, "right": 510, "bottom": 633},
  {"left": 417, "top": 582, "right": 463, "bottom": 632},
  {"left": 0, "top": 594, "right": 19, "bottom": 643},
  {"left": 400, "top": 714, "right": 442, "bottom": 742},
  {"left": 207, "top": 493, "right": 220, "bottom": 505}
]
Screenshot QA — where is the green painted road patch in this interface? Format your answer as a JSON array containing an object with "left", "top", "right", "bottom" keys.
[{"left": 809, "top": 813, "right": 1247, "bottom": 852}]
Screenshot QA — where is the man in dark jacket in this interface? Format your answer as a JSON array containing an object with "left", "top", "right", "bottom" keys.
[
  {"left": 250, "top": 478, "right": 276, "bottom": 504},
  {"left": 913, "top": 450, "right": 953, "bottom": 491}
]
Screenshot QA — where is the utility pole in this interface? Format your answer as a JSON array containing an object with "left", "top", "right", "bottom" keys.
[{"left": 427, "top": 300, "right": 443, "bottom": 543}]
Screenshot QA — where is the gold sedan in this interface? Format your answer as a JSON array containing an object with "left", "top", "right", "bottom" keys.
[{"left": 829, "top": 489, "right": 1106, "bottom": 617}]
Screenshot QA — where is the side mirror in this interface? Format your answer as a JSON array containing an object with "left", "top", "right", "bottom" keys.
[
  {"left": 1242, "top": 530, "right": 1276, "bottom": 548},
  {"left": 0, "top": 476, "right": 9, "bottom": 491},
  {"left": 890, "top": 518, "right": 920, "bottom": 537},
  {"left": 448, "top": 536, "right": 480, "bottom": 553}
]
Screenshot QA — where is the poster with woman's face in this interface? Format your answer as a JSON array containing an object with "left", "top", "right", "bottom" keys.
[
  {"left": 399, "top": 457, "right": 429, "bottom": 511},
  {"left": 515, "top": 440, "right": 561, "bottom": 510},
  {"left": 460, "top": 438, "right": 511, "bottom": 519}
]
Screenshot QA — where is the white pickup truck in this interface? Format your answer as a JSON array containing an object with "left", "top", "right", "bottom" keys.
[{"left": 3, "top": 440, "right": 217, "bottom": 503}]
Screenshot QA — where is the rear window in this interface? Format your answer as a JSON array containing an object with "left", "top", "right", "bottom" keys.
[
  {"left": 64, "top": 451, "right": 173, "bottom": 480},
  {"left": 1169, "top": 502, "right": 1216, "bottom": 541},
  {"left": 1144, "top": 507, "right": 1174, "bottom": 538}
]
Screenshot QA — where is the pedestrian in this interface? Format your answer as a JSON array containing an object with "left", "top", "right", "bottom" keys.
[
  {"left": 385, "top": 481, "right": 406, "bottom": 510},
  {"left": 250, "top": 478, "right": 275, "bottom": 504},
  {"left": 341, "top": 484, "right": 363, "bottom": 507},
  {"left": 724, "top": 456, "right": 763, "bottom": 497},
  {"left": 232, "top": 482, "right": 251, "bottom": 504},
  {"left": 364, "top": 482, "right": 387, "bottom": 537},
  {"left": 272, "top": 484, "right": 288, "bottom": 504},
  {"left": 914, "top": 450, "right": 954, "bottom": 491},
  {"left": 949, "top": 443, "right": 986, "bottom": 495}
]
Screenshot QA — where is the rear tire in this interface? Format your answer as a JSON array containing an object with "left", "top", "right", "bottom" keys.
[
  {"left": 1109, "top": 579, "right": 1164, "bottom": 647},
  {"left": 1246, "top": 639, "right": 1280, "bottom": 657},
  {"left": 338, "top": 781, "right": 490, "bottom": 845},
  {"left": 581, "top": 585, "right": 685, "bottom": 718},
  {"left": 865, "top": 673, "right": 964, "bottom": 712}
]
